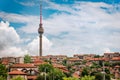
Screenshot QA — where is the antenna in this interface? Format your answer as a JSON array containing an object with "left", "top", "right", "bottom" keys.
[{"left": 40, "top": 0, "right": 42, "bottom": 24}]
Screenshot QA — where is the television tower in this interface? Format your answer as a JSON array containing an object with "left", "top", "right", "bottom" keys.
[{"left": 38, "top": 0, "right": 44, "bottom": 56}]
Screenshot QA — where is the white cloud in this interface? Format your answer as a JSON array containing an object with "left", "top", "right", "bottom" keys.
[
  {"left": 0, "top": 12, "right": 37, "bottom": 23},
  {"left": 0, "top": 21, "right": 27, "bottom": 57},
  {"left": 15, "top": 0, "right": 37, "bottom": 7},
  {"left": 0, "top": 46, "right": 28, "bottom": 57},
  {"left": 44, "top": 0, "right": 76, "bottom": 14},
  {"left": 18, "top": 1, "right": 35, "bottom": 7},
  {"left": 0, "top": 21, "right": 53, "bottom": 57},
  {"left": 0, "top": 21, "right": 20, "bottom": 49},
  {"left": 103, "top": 48, "right": 111, "bottom": 53},
  {"left": 27, "top": 36, "right": 53, "bottom": 56},
  {"left": 0, "top": 11, "right": 39, "bottom": 33},
  {"left": 43, "top": 2, "right": 120, "bottom": 55}
]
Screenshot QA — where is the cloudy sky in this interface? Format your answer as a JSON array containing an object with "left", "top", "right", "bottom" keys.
[{"left": 0, "top": 0, "right": 120, "bottom": 57}]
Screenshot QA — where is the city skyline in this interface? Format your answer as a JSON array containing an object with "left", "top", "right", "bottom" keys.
[{"left": 0, "top": 0, "right": 120, "bottom": 57}]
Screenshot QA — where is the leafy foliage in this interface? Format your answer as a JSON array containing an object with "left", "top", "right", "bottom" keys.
[
  {"left": 81, "top": 68, "right": 89, "bottom": 77},
  {"left": 37, "top": 63, "right": 66, "bottom": 80},
  {"left": 38, "top": 63, "right": 54, "bottom": 73},
  {"left": 105, "top": 68, "right": 110, "bottom": 74},
  {"left": 11, "top": 76, "right": 25, "bottom": 80},
  {"left": 62, "top": 59, "right": 67, "bottom": 66},
  {"left": 63, "top": 77, "right": 79, "bottom": 80},
  {"left": 105, "top": 74, "right": 111, "bottom": 80},
  {"left": 91, "top": 62, "right": 100, "bottom": 68},
  {"left": 81, "top": 75, "right": 95, "bottom": 80},
  {"left": 94, "top": 73, "right": 103, "bottom": 80},
  {"left": 104, "top": 62, "right": 111, "bottom": 67},
  {"left": 24, "top": 54, "right": 31, "bottom": 63},
  {"left": 52, "top": 68, "right": 66, "bottom": 80},
  {"left": 112, "top": 62, "right": 120, "bottom": 66},
  {"left": 0, "top": 64, "right": 7, "bottom": 78},
  {"left": 94, "top": 55, "right": 100, "bottom": 58},
  {"left": 0, "top": 76, "right": 6, "bottom": 80}
]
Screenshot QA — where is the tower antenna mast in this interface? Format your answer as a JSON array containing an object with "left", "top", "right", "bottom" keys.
[{"left": 40, "top": 0, "right": 42, "bottom": 25}]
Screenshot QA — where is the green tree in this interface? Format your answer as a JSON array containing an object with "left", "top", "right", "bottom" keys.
[
  {"left": 0, "top": 64, "right": 7, "bottom": 79},
  {"left": 0, "top": 76, "right": 6, "bottom": 80},
  {"left": 44, "top": 59, "right": 52, "bottom": 64},
  {"left": 36, "top": 74, "right": 45, "bottom": 80},
  {"left": 104, "top": 62, "right": 111, "bottom": 67},
  {"left": 90, "top": 71, "right": 97, "bottom": 76},
  {"left": 98, "top": 61, "right": 103, "bottom": 67},
  {"left": 105, "top": 68, "right": 110, "bottom": 74},
  {"left": 66, "top": 64, "right": 74, "bottom": 76},
  {"left": 11, "top": 76, "right": 25, "bottom": 80},
  {"left": 63, "top": 77, "right": 79, "bottom": 80},
  {"left": 111, "top": 62, "right": 120, "bottom": 66},
  {"left": 24, "top": 54, "right": 31, "bottom": 63},
  {"left": 81, "top": 75, "right": 95, "bottom": 80},
  {"left": 52, "top": 68, "right": 66, "bottom": 80},
  {"left": 62, "top": 59, "right": 67, "bottom": 66},
  {"left": 82, "top": 60, "right": 87, "bottom": 65},
  {"left": 95, "top": 73, "right": 103, "bottom": 80},
  {"left": 105, "top": 74, "right": 111, "bottom": 80},
  {"left": 38, "top": 63, "right": 54, "bottom": 73},
  {"left": 91, "top": 62, "right": 100, "bottom": 69},
  {"left": 94, "top": 55, "right": 100, "bottom": 58},
  {"left": 37, "top": 64, "right": 66, "bottom": 80},
  {"left": 81, "top": 68, "right": 89, "bottom": 77}
]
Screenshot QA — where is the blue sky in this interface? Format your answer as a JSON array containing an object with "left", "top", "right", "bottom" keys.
[{"left": 0, "top": 0, "right": 120, "bottom": 57}]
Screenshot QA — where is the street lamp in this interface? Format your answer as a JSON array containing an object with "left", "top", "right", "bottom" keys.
[
  {"left": 44, "top": 67, "right": 47, "bottom": 80},
  {"left": 101, "top": 61, "right": 105, "bottom": 80}
]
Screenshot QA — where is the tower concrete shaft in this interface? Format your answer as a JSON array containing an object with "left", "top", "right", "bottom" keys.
[
  {"left": 39, "top": 30, "right": 43, "bottom": 56},
  {"left": 38, "top": 24, "right": 44, "bottom": 57}
]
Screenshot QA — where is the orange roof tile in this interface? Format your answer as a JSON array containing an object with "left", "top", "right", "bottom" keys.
[
  {"left": 60, "top": 68, "right": 69, "bottom": 73},
  {"left": 112, "top": 57, "right": 120, "bottom": 61},
  {"left": 33, "top": 59, "right": 43, "bottom": 63},
  {"left": 115, "top": 65, "right": 120, "bottom": 68},
  {"left": 89, "top": 58, "right": 109, "bottom": 61},
  {"left": 68, "top": 58, "right": 81, "bottom": 61},
  {"left": 2, "top": 60, "right": 9, "bottom": 65},
  {"left": 72, "top": 72, "right": 80, "bottom": 78},
  {"left": 27, "top": 76, "right": 37, "bottom": 79},
  {"left": 34, "top": 62, "right": 47, "bottom": 66},
  {"left": 8, "top": 70, "right": 26, "bottom": 75},
  {"left": 53, "top": 64, "right": 66, "bottom": 68},
  {"left": 11, "top": 63, "right": 36, "bottom": 68}
]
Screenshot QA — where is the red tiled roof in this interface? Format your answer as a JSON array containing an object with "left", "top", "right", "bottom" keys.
[
  {"left": 112, "top": 57, "right": 120, "bottom": 61},
  {"left": 8, "top": 70, "right": 26, "bottom": 75},
  {"left": 33, "top": 59, "right": 43, "bottom": 63},
  {"left": 34, "top": 62, "right": 47, "bottom": 66},
  {"left": 11, "top": 63, "right": 36, "bottom": 68},
  {"left": 53, "top": 64, "right": 66, "bottom": 68},
  {"left": 104, "top": 52, "right": 114, "bottom": 54},
  {"left": 1, "top": 59, "right": 9, "bottom": 65},
  {"left": 2, "top": 60, "right": 9, "bottom": 65},
  {"left": 115, "top": 65, "right": 120, "bottom": 68},
  {"left": 60, "top": 68, "right": 69, "bottom": 73},
  {"left": 68, "top": 58, "right": 81, "bottom": 61},
  {"left": 72, "top": 72, "right": 80, "bottom": 78},
  {"left": 89, "top": 58, "right": 109, "bottom": 61},
  {"left": 27, "top": 76, "right": 37, "bottom": 79}
]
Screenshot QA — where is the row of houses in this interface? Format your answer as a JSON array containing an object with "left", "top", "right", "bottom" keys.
[
  {"left": 1, "top": 56, "right": 68, "bottom": 80},
  {"left": 0, "top": 52, "right": 120, "bottom": 80},
  {"left": 1, "top": 52, "right": 120, "bottom": 64}
]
